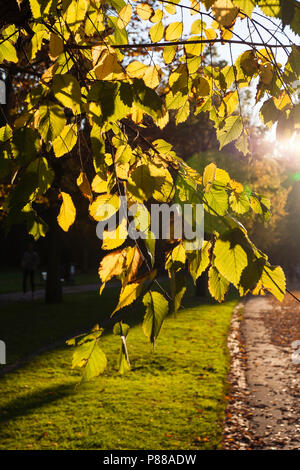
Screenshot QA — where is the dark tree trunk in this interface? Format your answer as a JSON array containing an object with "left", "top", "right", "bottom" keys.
[
  {"left": 82, "top": 236, "right": 89, "bottom": 272},
  {"left": 45, "top": 205, "right": 62, "bottom": 303},
  {"left": 195, "top": 271, "right": 209, "bottom": 297}
]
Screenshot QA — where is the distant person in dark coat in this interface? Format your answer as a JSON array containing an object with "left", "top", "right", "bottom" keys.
[{"left": 21, "top": 243, "right": 40, "bottom": 299}]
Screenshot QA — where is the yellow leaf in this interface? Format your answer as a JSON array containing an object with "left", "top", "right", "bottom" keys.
[
  {"left": 112, "top": 271, "right": 156, "bottom": 315},
  {"left": 91, "top": 174, "right": 108, "bottom": 193},
  {"left": 185, "top": 37, "right": 204, "bottom": 56},
  {"left": 203, "top": 163, "right": 217, "bottom": 191},
  {"left": 126, "top": 60, "right": 147, "bottom": 79},
  {"left": 150, "top": 9, "right": 164, "bottom": 23},
  {"left": 98, "top": 249, "right": 126, "bottom": 283},
  {"left": 123, "top": 246, "right": 143, "bottom": 284},
  {"left": 77, "top": 172, "right": 93, "bottom": 202},
  {"left": 190, "top": 19, "right": 205, "bottom": 34},
  {"left": 165, "top": 3, "right": 177, "bottom": 14},
  {"left": 229, "top": 179, "right": 244, "bottom": 193},
  {"left": 212, "top": 0, "right": 239, "bottom": 27},
  {"left": 205, "top": 28, "right": 217, "bottom": 41},
  {"left": 117, "top": 4, "right": 132, "bottom": 29},
  {"left": 64, "top": 0, "right": 88, "bottom": 33},
  {"left": 116, "top": 162, "right": 130, "bottom": 180},
  {"left": 131, "top": 103, "right": 144, "bottom": 124},
  {"left": 163, "top": 44, "right": 177, "bottom": 64},
  {"left": 52, "top": 123, "right": 77, "bottom": 158},
  {"left": 165, "top": 22, "right": 183, "bottom": 41},
  {"left": 41, "top": 63, "right": 58, "bottom": 83},
  {"left": 149, "top": 21, "right": 164, "bottom": 42},
  {"left": 112, "top": 280, "right": 143, "bottom": 315},
  {"left": 93, "top": 47, "right": 125, "bottom": 80},
  {"left": 102, "top": 217, "right": 128, "bottom": 250},
  {"left": 143, "top": 66, "right": 161, "bottom": 89},
  {"left": 136, "top": 3, "right": 153, "bottom": 20},
  {"left": 57, "top": 192, "right": 76, "bottom": 232},
  {"left": 89, "top": 194, "right": 120, "bottom": 222}
]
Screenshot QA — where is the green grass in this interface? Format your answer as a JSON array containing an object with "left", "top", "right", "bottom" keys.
[
  {"left": 0, "top": 268, "right": 99, "bottom": 294},
  {"left": 0, "top": 269, "right": 25, "bottom": 294},
  {"left": 0, "top": 286, "right": 237, "bottom": 450}
]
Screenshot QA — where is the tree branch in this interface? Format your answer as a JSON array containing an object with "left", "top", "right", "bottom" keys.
[{"left": 66, "top": 38, "right": 296, "bottom": 51}]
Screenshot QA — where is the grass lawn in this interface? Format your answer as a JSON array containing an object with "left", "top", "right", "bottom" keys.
[
  {"left": 0, "top": 284, "right": 238, "bottom": 450},
  {"left": 0, "top": 268, "right": 100, "bottom": 294}
]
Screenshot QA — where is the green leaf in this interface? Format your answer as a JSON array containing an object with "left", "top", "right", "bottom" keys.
[
  {"left": 216, "top": 116, "right": 243, "bottom": 150},
  {"left": 235, "top": 131, "right": 249, "bottom": 156},
  {"left": 213, "top": 229, "right": 248, "bottom": 286},
  {"left": 127, "top": 163, "right": 172, "bottom": 202},
  {"left": 239, "top": 256, "right": 266, "bottom": 296},
  {"left": 229, "top": 192, "right": 250, "bottom": 214},
  {"left": 113, "top": 322, "right": 130, "bottom": 337},
  {"left": 0, "top": 39, "right": 18, "bottom": 63},
  {"left": 72, "top": 336, "right": 107, "bottom": 382},
  {"left": 52, "top": 123, "right": 77, "bottom": 157},
  {"left": 165, "top": 243, "right": 186, "bottom": 272},
  {"left": 39, "top": 101, "right": 66, "bottom": 142},
  {"left": 88, "top": 81, "right": 133, "bottom": 123},
  {"left": 176, "top": 100, "right": 190, "bottom": 124},
  {"left": 142, "top": 291, "right": 169, "bottom": 345},
  {"left": 117, "top": 337, "right": 131, "bottom": 374},
  {"left": 133, "top": 78, "right": 163, "bottom": 119},
  {"left": 169, "top": 268, "right": 186, "bottom": 315},
  {"left": 259, "top": 98, "right": 279, "bottom": 127},
  {"left": 53, "top": 74, "right": 81, "bottom": 115},
  {"left": 22, "top": 204, "right": 48, "bottom": 240},
  {"left": 261, "top": 265, "right": 286, "bottom": 302},
  {"left": 11, "top": 128, "right": 41, "bottom": 165},
  {"left": 232, "top": 0, "right": 255, "bottom": 16},
  {"left": 208, "top": 266, "right": 230, "bottom": 302},
  {"left": 113, "top": 322, "right": 131, "bottom": 374},
  {"left": 188, "top": 240, "right": 211, "bottom": 283},
  {"left": 239, "top": 50, "right": 258, "bottom": 76},
  {"left": 203, "top": 187, "right": 228, "bottom": 216},
  {"left": 26, "top": 157, "right": 54, "bottom": 196}
]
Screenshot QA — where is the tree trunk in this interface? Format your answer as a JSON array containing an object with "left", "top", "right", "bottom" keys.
[
  {"left": 195, "top": 271, "right": 208, "bottom": 297},
  {"left": 82, "top": 235, "right": 89, "bottom": 272},
  {"left": 45, "top": 206, "right": 62, "bottom": 303}
]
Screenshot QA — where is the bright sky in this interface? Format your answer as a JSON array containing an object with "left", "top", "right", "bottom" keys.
[
  {"left": 130, "top": 2, "right": 299, "bottom": 147},
  {"left": 175, "top": 2, "right": 299, "bottom": 64}
]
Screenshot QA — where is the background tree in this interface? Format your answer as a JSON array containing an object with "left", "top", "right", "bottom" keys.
[{"left": 0, "top": 0, "right": 299, "bottom": 380}]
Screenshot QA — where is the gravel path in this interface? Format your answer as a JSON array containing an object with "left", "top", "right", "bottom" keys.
[{"left": 223, "top": 295, "right": 300, "bottom": 450}]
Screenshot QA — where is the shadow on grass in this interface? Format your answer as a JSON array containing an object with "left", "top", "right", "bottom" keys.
[
  {"left": 0, "top": 382, "right": 75, "bottom": 426},
  {"left": 0, "top": 279, "right": 239, "bottom": 376}
]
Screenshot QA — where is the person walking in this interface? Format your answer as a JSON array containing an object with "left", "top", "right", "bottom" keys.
[{"left": 21, "top": 242, "right": 40, "bottom": 299}]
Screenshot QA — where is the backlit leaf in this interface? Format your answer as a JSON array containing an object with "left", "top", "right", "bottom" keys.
[
  {"left": 142, "top": 291, "right": 169, "bottom": 345},
  {"left": 57, "top": 192, "right": 76, "bottom": 232}
]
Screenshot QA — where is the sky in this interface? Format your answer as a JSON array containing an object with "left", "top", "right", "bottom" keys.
[{"left": 174, "top": 2, "right": 299, "bottom": 144}]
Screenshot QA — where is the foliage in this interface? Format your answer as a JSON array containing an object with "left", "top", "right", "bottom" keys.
[{"left": 0, "top": 0, "right": 299, "bottom": 380}]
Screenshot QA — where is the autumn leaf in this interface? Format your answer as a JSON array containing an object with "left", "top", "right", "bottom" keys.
[{"left": 57, "top": 192, "right": 76, "bottom": 232}]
